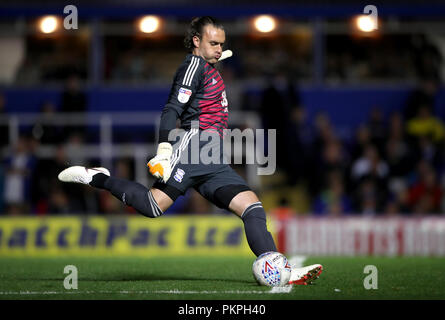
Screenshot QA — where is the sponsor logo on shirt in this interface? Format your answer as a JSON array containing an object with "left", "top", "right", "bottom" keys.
[{"left": 178, "top": 87, "right": 192, "bottom": 103}]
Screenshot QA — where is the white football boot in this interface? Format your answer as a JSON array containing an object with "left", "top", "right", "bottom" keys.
[
  {"left": 288, "top": 264, "right": 323, "bottom": 285},
  {"left": 58, "top": 166, "right": 110, "bottom": 185}
]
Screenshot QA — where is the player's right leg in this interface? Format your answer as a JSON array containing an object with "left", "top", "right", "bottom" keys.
[{"left": 58, "top": 165, "right": 173, "bottom": 217}]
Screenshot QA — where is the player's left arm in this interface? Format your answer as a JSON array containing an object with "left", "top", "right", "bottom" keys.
[{"left": 148, "top": 57, "right": 204, "bottom": 182}]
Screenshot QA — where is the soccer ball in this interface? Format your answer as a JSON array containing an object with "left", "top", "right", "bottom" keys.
[{"left": 252, "top": 251, "right": 292, "bottom": 287}]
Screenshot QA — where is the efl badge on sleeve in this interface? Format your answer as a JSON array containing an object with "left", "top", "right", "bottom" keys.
[{"left": 178, "top": 87, "right": 192, "bottom": 103}]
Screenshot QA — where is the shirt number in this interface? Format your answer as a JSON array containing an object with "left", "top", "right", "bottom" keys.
[{"left": 221, "top": 90, "right": 228, "bottom": 108}]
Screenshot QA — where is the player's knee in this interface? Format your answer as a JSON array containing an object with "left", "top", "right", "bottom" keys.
[
  {"left": 150, "top": 187, "right": 176, "bottom": 212},
  {"left": 138, "top": 190, "right": 164, "bottom": 218},
  {"left": 241, "top": 202, "right": 266, "bottom": 221}
]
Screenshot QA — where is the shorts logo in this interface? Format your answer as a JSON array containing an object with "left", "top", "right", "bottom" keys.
[
  {"left": 174, "top": 168, "right": 185, "bottom": 183},
  {"left": 178, "top": 87, "right": 192, "bottom": 103}
]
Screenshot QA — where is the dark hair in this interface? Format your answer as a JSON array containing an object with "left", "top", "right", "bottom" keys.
[{"left": 184, "top": 16, "right": 224, "bottom": 52}]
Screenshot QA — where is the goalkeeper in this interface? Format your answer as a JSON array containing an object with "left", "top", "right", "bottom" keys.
[{"left": 58, "top": 16, "right": 322, "bottom": 285}]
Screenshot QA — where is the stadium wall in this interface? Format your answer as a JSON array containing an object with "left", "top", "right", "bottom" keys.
[
  {"left": 1, "top": 215, "right": 445, "bottom": 257},
  {"left": 278, "top": 216, "right": 445, "bottom": 257},
  {"left": 3, "top": 86, "right": 445, "bottom": 125},
  {"left": 0, "top": 215, "right": 256, "bottom": 257}
]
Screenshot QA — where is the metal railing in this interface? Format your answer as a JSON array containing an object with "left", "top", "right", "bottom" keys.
[{"left": 0, "top": 111, "right": 263, "bottom": 188}]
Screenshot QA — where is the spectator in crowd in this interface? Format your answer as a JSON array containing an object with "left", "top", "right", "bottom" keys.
[
  {"left": 367, "top": 107, "right": 387, "bottom": 154},
  {"left": 111, "top": 50, "right": 148, "bottom": 83},
  {"left": 353, "top": 178, "right": 381, "bottom": 215},
  {"left": 385, "top": 113, "right": 414, "bottom": 179},
  {"left": 289, "top": 106, "right": 315, "bottom": 150},
  {"left": 408, "top": 162, "right": 443, "bottom": 214},
  {"left": 441, "top": 172, "right": 445, "bottom": 213},
  {"left": 404, "top": 79, "right": 439, "bottom": 121},
  {"left": 306, "top": 112, "right": 340, "bottom": 194},
  {"left": 47, "top": 187, "right": 70, "bottom": 214},
  {"left": 313, "top": 171, "right": 352, "bottom": 215},
  {"left": 60, "top": 74, "right": 87, "bottom": 113},
  {"left": 412, "top": 34, "right": 443, "bottom": 82},
  {"left": 283, "top": 106, "right": 309, "bottom": 185},
  {"left": 388, "top": 112, "right": 405, "bottom": 141},
  {"left": 351, "top": 144, "right": 389, "bottom": 184},
  {"left": 64, "top": 132, "right": 88, "bottom": 166},
  {"left": 0, "top": 92, "right": 8, "bottom": 148},
  {"left": 406, "top": 105, "right": 445, "bottom": 143},
  {"left": 60, "top": 74, "right": 87, "bottom": 139},
  {"left": 313, "top": 112, "right": 337, "bottom": 152},
  {"left": 385, "top": 181, "right": 411, "bottom": 215},
  {"left": 58, "top": 136, "right": 91, "bottom": 213},
  {"left": 260, "top": 73, "right": 298, "bottom": 175},
  {"left": 0, "top": 160, "right": 4, "bottom": 213},
  {"left": 416, "top": 136, "right": 442, "bottom": 168},
  {"left": 270, "top": 197, "right": 297, "bottom": 219},
  {"left": 14, "top": 57, "right": 41, "bottom": 84},
  {"left": 32, "top": 145, "right": 70, "bottom": 214},
  {"left": 31, "top": 101, "right": 62, "bottom": 145},
  {"left": 384, "top": 114, "right": 414, "bottom": 215},
  {"left": 350, "top": 124, "right": 372, "bottom": 162},
  {"left": 2, "top": 136, "right": 36, "bottom": 214},
  {"left": 314, "top": 140, "right": 349, "bottom": 196},
  {"left": 351, "top": 144, "right": 390, "bottom": 213},
  {"left": 386, "top": 133, "right": 411, "bottom": 179}
]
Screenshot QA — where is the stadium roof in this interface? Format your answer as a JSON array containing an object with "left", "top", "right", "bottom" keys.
[{"left": 0, "top": 1, "right": 445, "bottom": 18}]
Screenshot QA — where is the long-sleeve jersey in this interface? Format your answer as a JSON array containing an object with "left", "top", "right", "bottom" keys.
[{"left": 158, "top": 54, "right": 229, "bottom": 143}]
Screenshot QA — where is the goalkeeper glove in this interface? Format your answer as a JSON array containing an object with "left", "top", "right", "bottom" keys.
[{"left": 147, "top": 142, "right": 173, "bottom": 183}]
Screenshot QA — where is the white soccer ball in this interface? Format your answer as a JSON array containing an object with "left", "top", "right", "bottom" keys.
[{"left": 252, "top": 251, "right": 292, "bottom": 287}]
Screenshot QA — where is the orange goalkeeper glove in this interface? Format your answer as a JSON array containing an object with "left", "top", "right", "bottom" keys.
[{"left": 147, "top": 142, "right": 173, "bottom": 183}]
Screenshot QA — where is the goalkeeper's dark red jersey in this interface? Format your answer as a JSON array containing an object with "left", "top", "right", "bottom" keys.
[{"left": 158, "top": 54, "right": 228, "bottom": 142}]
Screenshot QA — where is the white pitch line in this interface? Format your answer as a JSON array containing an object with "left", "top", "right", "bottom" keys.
[
  {"left": 0, "top": 256, "right": 308, "bottom": 296},
  {"left": 0, "top": 289, "right": 295, "bottom": 296},
  {"left": 269, "top": 286, "right": 293, "bottom": 293}
]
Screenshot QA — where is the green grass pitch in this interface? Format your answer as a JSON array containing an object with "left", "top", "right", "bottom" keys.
[{"left": 0, "top": 256, "right": 444, "bottom": 300}]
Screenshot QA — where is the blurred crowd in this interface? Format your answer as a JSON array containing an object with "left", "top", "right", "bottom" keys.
[
  {"left": 1, "top": 77, "right": 444, "bottom": 216},
  {"left": 10, "top": 33, "right": 441, "bottom": 85},
  {"left": 1, "top": 28, "right": 444, "bottom": 216},
  {"left": 325, "top": 34, "right": 442, "bottom": 83},
  {"left": 261, "top": 78, "right": 445, "bottom": 216}
]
